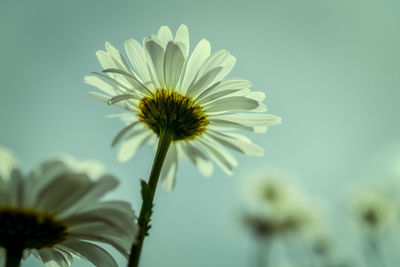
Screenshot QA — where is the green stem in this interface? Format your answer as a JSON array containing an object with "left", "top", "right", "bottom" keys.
[
  {"left": 368, "top": 238, "right": 387, "bottom": 267},
  {"left": 127, "top": 127, "right": 174, "bottom": 267},
  {"left": 255, "top": 239, "right": 270, "bottom": 267},
  {"left": 6, "top": 247, "right": 23, "bottom": 267}
]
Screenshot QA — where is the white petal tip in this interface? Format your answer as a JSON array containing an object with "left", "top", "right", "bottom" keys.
[
  {"left": 199, "top": 165, "right": 214, "bottom": 177},
  {"left": 117, "top": 155, "right": 131, "bottom": 163}
]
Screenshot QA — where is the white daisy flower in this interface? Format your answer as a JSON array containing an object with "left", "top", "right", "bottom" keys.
[
  {"left": 244, "top": 172, "right": 295, "bottom": 211},
  {"left": 85, "top": 24, "right": 281, "bottom": 192},
  {"left": 279, "top": 202, "right": 319, "bottom": 239},
  {"left": 351, "top": 187, "right": 396, "bottom": 234},
  {"left": 0, "top": 146, "right": 137, "bottom": 267},
  {"left": 242, "top": 173, "right": 323, "bottom": 241}
]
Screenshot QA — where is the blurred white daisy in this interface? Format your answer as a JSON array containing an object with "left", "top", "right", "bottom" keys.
[
  {"left": 244, "top": 172, "right": 294, "bottom": 211},
  {"left": 277, "top": 196, "right": 319, "bottom": 236},
  {"left": 242, "top": 172, "right": 325, "bottom": 242},
  {"left": 351, "top": 187, "right": 396, "bottom": 234},
  {"left": 0, "top": 146, "right": 137, "bottom": 267},
  {"left": 309, "top": 230, "right": 333, "bottom": 256},
  {"left": 85, "top": 24, "right": 281, "bottom": 192}
]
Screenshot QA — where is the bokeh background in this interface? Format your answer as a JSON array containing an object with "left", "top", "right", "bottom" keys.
[{"left": 1, "top": 0, "right": 400, "bottom": 266}]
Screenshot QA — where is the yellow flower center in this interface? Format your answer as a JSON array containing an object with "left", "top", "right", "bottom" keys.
[
  {"left": 0, "top": 208, "right": 67, "bottom": 249},
  {"left": 138, "top": 89, "right": 209, "bottom": 140}
]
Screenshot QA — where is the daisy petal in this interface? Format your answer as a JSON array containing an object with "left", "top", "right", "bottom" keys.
[
  {"left": 33, "top": 174, "right": 90, "bottom": 213},
  {"left": 144, "top": 37, "right": 165, "bottom": 88},
  {"left": 186, "top": 67, "right": 223, "bottom": 98},
  {"left": 0, "top": 146, "right": 18, "bottom": 182},
  {"left": 64, "top": 207, "right": 135, "bottom": 235},
  {"left": 174, "top": 24, "right": 189, "bottom": 58},
  {"left": 215, "top": 55, "right": 236, "bottom": 82},
  {"left": 124, "top": 39, "right": 151, "bottom": 83},
  {"left": 66, "top": 225, "right": 131, "bottom": 257},
  {"left": 61, "top": 240, "right": 118, "bottom": 267},
  {"left": 179, "top": 142, "right": 213, "bottom": 177},
  {"left": 76, "top": 200, "right": 136, "bottom": 220},
  {"left": 208, "top": 119, "right": 254, "bottom": 132},
  {"left": 57, "top": 175, "right": 120, "bottom": 218},
  {"left": 197, "top": 50, "right": 236, "bottom": 83},
  {"left": 96, "top": 50, "right": 115, "bottom": 70},
  {"left": 105, "top": 42, "right": 139, "bottom": 80},
  {"left": 157, "top": 26, "right": 174, "bottom": 48},
  {"left": 107, "top": 94, "right": 138, "bottom": 105},
  {"left": 117, "top": 128, "right": 152, "bottom": 162},
  {"left": 180, "top": 39, "right": 211, "bottom": 94},
  {"left": 105, "top": 112, "right": 135, "bottom": 119},
  {"left": 247, "top": 91, "right": 266, "bottom": 102},
  {"left": 0, "top": 179, "right": 8, "bottom": 205},
  {"left": 8, "top": 171, "right": 24, "bottom": 207},
  {"left": 89, "top": 92, "right": 130, "bottom": 108},
  {"left": 34, "top": 174, "right": 118, "bottom": 215},
  {"left": 88, "top": 91, "right": 108, "bottom": 102},
  {"left": 164, "top": 42, "right": 185, "bottom": 90},
  {"left": 197, "top": 88, "right": 246, "bottom": 105},
  {"left": 91, "top": 72, "right": 140, "bottom": 95},
  {"left": 204, "top": 96, "right": 260, "bottom": 113},
  {"left": 38, "top": 248, "right": 71, "bottom": 267},
  {"left": 209, "top": 113, "right": 282, "bottom": 132},
  {"left": 196, "top": 78, "right": 252, "bottom": 102},
  {"left": 119, "top": 113, "right": 140, "bottom": 124},
  {"left": 54, "top": 249, "right": 73, "bottom": 266},
  {"left": 78, "top": 175, "right": 119, "bottom": 202},
  {"left": 27, "top": 159, "right": 72, "bottom": 205},
  {"left": 197, "top": 137, "right": 237, "bottom": 175},
  {"left": 84, "top": 76, "right": 116, "bottom": 96},
  {"left": 22, "top": 250, "right": 32, "bottom": 261},
  {"left": 0, "top": 248, "right": 5, "bottom": 265},
  {"left": 102, "top": 68, "right": 150, "bottom": 94},
  {"left": 111, "top": 121, "right": 139, "bottom": 147},
  {"left": 161, "top": 145, "right": 178, "bottom": 193},
  {"left": 206, "top": 131, "right": 264, "bottom": 156}
]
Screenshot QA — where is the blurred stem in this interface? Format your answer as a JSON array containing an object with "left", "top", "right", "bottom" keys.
[
  {"left": 127, "top": 127, "right": 174, "bottom": 267},
  {"left": 256, "top": 239, "right": 270, "bottom": 267},
  {"left": 304, "top": 246, "right": 318, "bottom": 267},
  {"left": 368, "top": 238, "right": 387, "bottom": 267},
  {"left": 314, "top": 250, "right": 333, "bottom": 267},
  {"left": 281, "top": 235, "right": 298, "bottom": 267},
  {"left": 361, "top": 237, "right": 387, "bottom": 267},
  {"left": 6, "top": 247, "right": 23, "bottom": 267}
]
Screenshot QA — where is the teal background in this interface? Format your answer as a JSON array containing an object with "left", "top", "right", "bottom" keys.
[{"left": 1, "top": 0, "right": 400, "bottom": 266}]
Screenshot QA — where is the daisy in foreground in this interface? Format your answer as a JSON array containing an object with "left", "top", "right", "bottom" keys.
[
  {"left": 0, "top": 146, "right": 137, "bottom": 267},
  {"left": 85, "top": 24, "right": 280, "bottom": 267}
]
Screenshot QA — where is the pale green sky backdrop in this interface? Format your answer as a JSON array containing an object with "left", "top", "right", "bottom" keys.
[{"left": 1, "top": 0, "right": 399, "bottom": 266}]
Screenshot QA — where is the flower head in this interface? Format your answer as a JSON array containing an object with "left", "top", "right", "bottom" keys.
[
  {"left": 309, "top": 231, "right": 332, "bottom": 255},
  {"left": 242, "top": 200, "right": 317, "bottom": 239},
  {"left": 248, "top": 173, "right": 294, "bottom": 208},
  {"left": 351, "top": 187, "right": 396, "bottom": 234},
  {"left": 85, "top": 25, "right": 281, "bottom": 192},
  {"left": 242, "top": 173, "right": 323, "bottom": 241},
  {"left": 0, "top": 146, "right": 137, "bottom": 267}
]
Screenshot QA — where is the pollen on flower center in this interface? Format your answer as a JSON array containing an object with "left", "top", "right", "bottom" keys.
[
  {"left": 0, "top": 208, "right": 67, "bottom": 249},
  {"left": 138, "top": 89, "right": 209, "bottom": 140}
]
